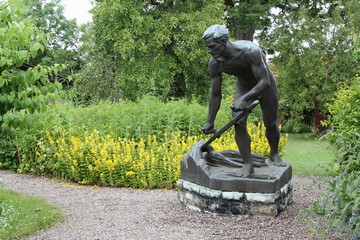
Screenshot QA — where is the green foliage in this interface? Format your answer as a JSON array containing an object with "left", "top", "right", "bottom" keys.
[
  {"left": 22, "top": 96, "right": 232, "bottom": 141},
  {"left": 260, "top": 0, "right": 358, "bottom": 123},
  {"left": 14, "top": 98, "right": 205, "bottom": 173},
  {"left": 0, "top": 129, "right": 17, "bottom": 170},
  {"left": 313, "top": 75, "right": 359, "bottom": 238},
  {"left": 14, "top": 95, "right": 276, "bottom": 186},
  {"left": 313, "top": 172, "right": 360, "bottom": 239},
  {"left": 281, "top": 119, "right": 312, "bottom": 134},
  {"left": 224, "top": 0, "right": 275, "bottom": 40},
  {"left": 0, "top": 189, "right": 63, "bottom": 239},
  {"left": 76, "top": 0, "right": 224, "bottom": 103},
  {"left": 75, "top": 0, "right": 288, "bottom": 103},
  {"left": 16, "top": 97, "right": 286, "bottom": 188},
  {"left": 323, "top": 77, "right": 360, "bottom": 171},
  {"left": 24, "top": 0, "right": 82, "bottom": 75},
  {"left": 15, "top": 107, "right": 67, "bottom": 172},
  {"left": 0, "top": 0, "right": 63, "bottom": 169}
]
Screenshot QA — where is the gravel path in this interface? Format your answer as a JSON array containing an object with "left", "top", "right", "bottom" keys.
[{"left": 0, "top": 171, "right": 336, "bottom": 240}]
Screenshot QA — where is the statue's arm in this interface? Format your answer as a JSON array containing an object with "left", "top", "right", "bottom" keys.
[
  {"left": 207, "top": 74, "right": 222, "bottom": 124},
  {"left": 202, "top": 62, "right": 222, "bottom": 134}
]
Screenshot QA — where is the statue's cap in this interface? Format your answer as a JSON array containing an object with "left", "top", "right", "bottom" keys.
[{"left": 202, "top": 25, "right": 229, "bottom": 40}]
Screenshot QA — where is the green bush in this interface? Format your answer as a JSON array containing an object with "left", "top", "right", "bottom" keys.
[
  {"left": 17, "top": 119, "right": 286, "bottom": 189},
  {"left": 281, "top": 119, "right": 312, "bottom": 134},
  {"left": 44, "top": 96, "right": 234, "bottom": 140},
  {"left": 15, "top": 95, "right": 271, "bottom": 188},
  {"left": 313, "top": 77, "right": 360, "bottom": 238},
  {"left": 11, "top": 92, "right": 265, "bottom": 174},
  {"left": 323, "top": 77, "right": 360, "bottom": 171},
  {"left": 14, "top": 96, "right": 228, "bottom": 169},
  {"left": 313, "top": 169, "right": 359, "bottom": 238},
  {"left": 0, "top": 129, "right": 17, "bottom": 170}
]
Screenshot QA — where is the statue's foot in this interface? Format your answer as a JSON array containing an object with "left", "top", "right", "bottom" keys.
[
  {"left": 237, "top": 163, "right": 254, "bottom": 178},
  {"left": 267, "top": 155, "right": 287, "bottom": 167}
]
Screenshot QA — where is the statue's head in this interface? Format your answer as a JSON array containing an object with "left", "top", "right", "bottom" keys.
[
  {"left": 202, "top": 25, "right": 229, "bottom": 42},
  {"left": 203, "top": 25, "right": 229, "bottom": 59}
]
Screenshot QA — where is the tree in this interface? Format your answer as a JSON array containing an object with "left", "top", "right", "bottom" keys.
[
  {"left": 0, "top": 0, "right": 62, "bottom": 169},
  {"left": 76, "top": 0, "right": 225, "bottom": 103},
  {"left": 77, "top": 0, "right": 296, "bottom": 103},
  {"left": 24, "top": 0, "right": 82, "bottom": 76},
  {"left": 260, "top": 0, "right": 359, "bottom": 125},
  {"left": 224, "top": 0, "right": 277, "bottom": 41}
]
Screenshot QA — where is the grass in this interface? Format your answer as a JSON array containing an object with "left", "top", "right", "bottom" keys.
[
  {"left": 0, "top": 189, "right": 63, "bottom": 240},
  {"left": 283, "top": 133, "right": 336, "bottom": 176}
]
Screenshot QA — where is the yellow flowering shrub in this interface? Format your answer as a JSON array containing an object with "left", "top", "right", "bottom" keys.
[{"left": 25, "top": 123, "right": 287, "bottom": 189}]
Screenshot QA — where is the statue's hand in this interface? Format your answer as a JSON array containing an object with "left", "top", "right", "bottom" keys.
[
  {"left": 230, "top": 98, "right": 248, "bottom": 112},
  {"left": 201, "top": 123, "right": 216, "bottom": 135}
]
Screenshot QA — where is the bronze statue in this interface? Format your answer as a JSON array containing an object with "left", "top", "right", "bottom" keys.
[{"left": 201, "top": 24, "right": 287, "bottom": 178}]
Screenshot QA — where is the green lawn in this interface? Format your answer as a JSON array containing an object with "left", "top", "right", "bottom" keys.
[
  {"left": 0, "top": 189, "right": 63, "bottom": 240},
  {"left": 283, "top": 133, "right": 336, "bottom": 176}
]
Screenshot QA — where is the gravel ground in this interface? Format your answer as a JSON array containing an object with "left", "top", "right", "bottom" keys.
[{"left": 0, "top": 171, "right": 340, "bottom": 240}]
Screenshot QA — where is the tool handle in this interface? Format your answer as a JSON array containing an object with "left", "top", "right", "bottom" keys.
[{"left": 200, "top": 100, "right": 259, "bottom": 152}]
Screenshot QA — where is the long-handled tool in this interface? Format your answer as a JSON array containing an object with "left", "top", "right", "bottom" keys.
[{"left": 200, "top": 100, "right": 260, "bottom": 152}]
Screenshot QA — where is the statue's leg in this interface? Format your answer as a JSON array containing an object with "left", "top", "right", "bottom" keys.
[
  {"left": 233, "top": 113, "right": 254, "bottom": 177},
  {"left": 232, "top": 80, "right": 254, "bottom": 177},
  {"left": 261, "top": 88, "right": 287, "bottom": 166}
]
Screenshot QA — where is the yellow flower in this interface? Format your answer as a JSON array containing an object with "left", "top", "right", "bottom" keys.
[
  {"left": 88, "top": 164, "right": 93, "bottom": 172},
  {"left": 125, "top": 171, "right": 135, "bottom": 177},
  {"left": 137, "top": 162, "right": 145, "bottom": 170},
  {"left": 106, "top": 160, "right": 115, "bottom": 172}
]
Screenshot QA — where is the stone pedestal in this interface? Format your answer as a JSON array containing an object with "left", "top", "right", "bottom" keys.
[
  {"left": 178, "top": 179, "right": 293, "bottom": 216},
  {"left": 178, "top": 140, "right": 293, "bottom": 216}
]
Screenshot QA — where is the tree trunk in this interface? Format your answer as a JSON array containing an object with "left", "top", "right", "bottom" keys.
[
  {"left": 164, "top": 37, "right": 186, "bottom": 100},
  {"left": 234, "top": 21, "right": 255, "bottom": 41},
  {"left": 224, "top": 0, "right": 256, "bottom": 41},
  {"left": 165, "top": 72, "right": 186, "bottom": 100}
]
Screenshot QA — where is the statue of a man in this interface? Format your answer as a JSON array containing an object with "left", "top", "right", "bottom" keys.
[{"left": 201, "top": 24, "right": 287, "bottom": 177}]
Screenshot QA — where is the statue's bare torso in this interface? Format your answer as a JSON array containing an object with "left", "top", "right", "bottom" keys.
[{"left": 208, "top": 40, "right": 275, "bottom": 92}]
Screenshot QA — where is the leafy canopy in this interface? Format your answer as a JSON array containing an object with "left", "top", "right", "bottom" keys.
[
  {"left": 260, "top": 0, "right": 358, "bottom": 123},
  {"left": 75, "top": 0, "right": 225, "bottom": 103},
  {"left": 23, "top": 0, "right": 82, "bottom": 76},
  {"left": 0, "top": 0, "right": 63, "bottom": 169}
]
